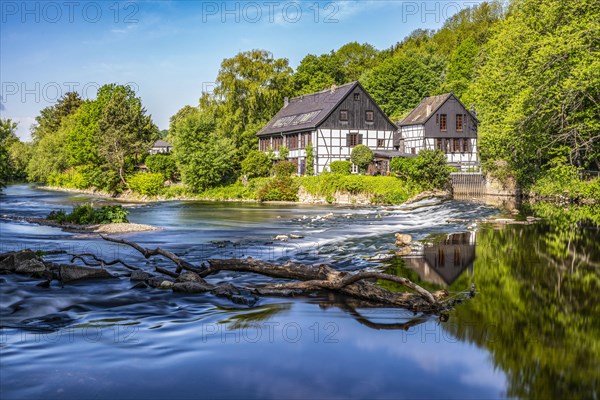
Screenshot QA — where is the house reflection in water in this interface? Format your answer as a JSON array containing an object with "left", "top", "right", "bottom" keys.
[{"left": 403, "top": 231, "right": 476, "bottom": 287}]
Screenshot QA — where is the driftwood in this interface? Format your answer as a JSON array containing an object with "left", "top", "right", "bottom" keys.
[{"left": 99, "top": 235, "right": 455, "bottom": 312}]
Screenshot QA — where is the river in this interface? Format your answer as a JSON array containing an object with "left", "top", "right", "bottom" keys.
[{"left": 0, "top": 184, "right": 598, "bottom": 399}]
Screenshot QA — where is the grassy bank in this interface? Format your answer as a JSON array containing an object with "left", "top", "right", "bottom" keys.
[
  {"left": 526, "top": 166, "right": 600, "bottom": 203},
  {"left": 43, "top": 174, "right": 426, "bottom": 205}
]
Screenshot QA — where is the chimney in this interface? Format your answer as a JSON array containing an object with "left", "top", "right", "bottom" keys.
[
  {"left": 330, "top": 84, "right": 337, "bottom": 93},
  {"left": 283, "top": 97, "right": 289, "bottom": 108},
  {"left": 426, "top": 104, "right": 432, "bottom": 116}
]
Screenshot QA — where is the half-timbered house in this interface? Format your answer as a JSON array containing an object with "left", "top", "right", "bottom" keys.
[
  {"left": 257, "top": 81, "right": 399, "bottom": 175},
  {"left": 397, "top": 93, "right": 478, "bottom": 170}
]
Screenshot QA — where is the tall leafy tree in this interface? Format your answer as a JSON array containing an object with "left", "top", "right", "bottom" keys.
[
  {"left": 213, "top": 49, "right": 294, "bottom": 161},
  {"left": 335, "top": 42, "right": 379, "bottom": 81},
  {"left": 97, "top": 86, "right": 158, "bottom": 185},
  {"left": 361, "top": 52, "right": 444, "bottom": 120},
  {"left": 30, "top": 92, "right": 83, "bottom": 142},
  {"left": 469, "top": 0, "right": 600, "bottom": 181},
  {"left": 169, "top": 107, "right": 236, "bottom": 192},
  {"left": 441, "top": 37, "right": 480, "bottom": 98},
  {"left": 0, "top": 119, "right": 19, "bottom": 188}
]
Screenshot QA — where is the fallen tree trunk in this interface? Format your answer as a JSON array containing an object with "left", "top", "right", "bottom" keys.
[{"left": 100, "top": 235, "right": 453, "bottom": 312}]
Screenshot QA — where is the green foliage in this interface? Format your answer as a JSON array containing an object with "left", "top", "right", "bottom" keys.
[
  {"left": 48, "top": 204, "right": 129, "bottom": 224},
  {"left": 145, "top": 154, "right": 178, "bottom": 180},
  {"left": 329, "top": 160, "right": 352, "bottom": 175},
  {"left": 305, "top": 143, "right": 314, "bottom": 176},
  {"left": 350, "top": 145, "right": 374, "bottom": 174},
  {"left": 30, "top": 92, "right": 83, "bottom": 143},
  {"left": 241, "top": 150, "right": 272, "bottom": 178},
  {"left": 298, "top": 175, "right": 422, "bottom": 204},
  {"left": 169, "top": 107, "right": 237, "bottom": 192},
  {"left": 468, "top": 0, "right": 600, "bottom": 183},
  {"left": 272, "top": 160, "right": 296, "bottom": 177},
  {"left": 127, "top": 172, "right": 165, "bottom": 196},
  {"left": 212, "top": 49, "right": 294, "bottom": 161},
  {"left": 441, "top": 37, "right": 480, "bottom": 98},
  {"left": 0, "top": 119, "right": 19, "bottom": 187},
  {"left": 255, "top": 176, "right": 299, "bottom": 201},
  {"left": 278, "top": 145, "right": 289, "bottom": 160},
  {"left": 361, "top": 52, "right": 444, "bottom": 120},
  {"left": 98, "top": 85, "right": 158, "bottom": 186},
  {"left": 529, "top": 158, "right": 600, "bottom": 201},
  {"left": 197, "top": 182, "right": 255, "bottom": 201},
  {"left": 390, "top": 149, "right": 452, "bottom": 190},
  {"left": 48, "top": 168, "right": 90, "bottom": 189}
]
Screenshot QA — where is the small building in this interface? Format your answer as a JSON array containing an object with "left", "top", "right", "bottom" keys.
[
  {"left": 149, "top": 139, "right": 172, "bottom": 155},
  {"left": 257, "top": 81, "right": 399, "bottom": 175},
  {"left": 397, "top": 93, "right": 478, "bottom": 170}
]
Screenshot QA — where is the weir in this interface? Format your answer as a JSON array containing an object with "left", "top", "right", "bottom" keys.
[{"left": 450, "top": 172, "right": 486, "bottom": 196}]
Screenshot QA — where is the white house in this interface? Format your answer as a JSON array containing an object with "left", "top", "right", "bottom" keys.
[
  {"left": 398, "top": 93, "right": 479, "bottom": 170},
  {"left": 257, "top": 81, "right": 401, "bottom": 175}
]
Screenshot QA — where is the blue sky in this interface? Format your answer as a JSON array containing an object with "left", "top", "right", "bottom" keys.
[{"left": 1, "top": 1, "right": 483, "bottom": 140}]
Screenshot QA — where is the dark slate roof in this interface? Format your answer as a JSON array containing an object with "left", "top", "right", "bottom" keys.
[
  {"left": 152, "top": 139, "right": 171, "bottom": 148},
  {"left": 258, "top": 82, "right": 359, "bottom": 136},
  {"left": 397, "top": 93, "right": 453, "bottom": 126}
]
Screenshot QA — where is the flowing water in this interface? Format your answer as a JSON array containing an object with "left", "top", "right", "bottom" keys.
[{"left": 0, "top": 184, "right": 598, "bottom": 399}]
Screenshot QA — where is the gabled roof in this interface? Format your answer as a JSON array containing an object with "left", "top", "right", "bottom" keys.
[
  {"left": 258, "top": 81, "right": 359, "bottom": 136},
  {"left": 152, "top": 139, "right": 171, "bottom": 148},
  {"left": 397, "top": 93, "right": 478, "bottom": 126}
]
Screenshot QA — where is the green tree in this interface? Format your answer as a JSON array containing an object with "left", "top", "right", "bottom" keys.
[
  {"left": 213, "top": 50, "right": 294, "bottom": 162},
  {"left": 241, "top": 150, "right": 272, "bottom": 178},
  {"left": 145, "top": 154, "right": 178, "bottom": 181},
  {"left": 169, "top": 108, "right": 236, "bottom": 192},
  {"left": 390, "top": 149, "right": 452, "bottom": 189},
  {"left": 293, "top": 53, "right": 340, "bottom": 95},
  {"left": 97, "top": 87, "right": 158, "bottom": 186},
  {"left": 31, "top": 92, "right": 83, "bottom": 142},
  {"left": 350, "top": 144, "right": 374, "bottom": 174},
  {"left": 441, "top": 37, "right": 480, "bottom": 98},
  {"left": 468, "top": 0, "right": 600, "bottom": 182},
  {"left": 305, "top": 143, "right": 314, "bottom": 176},
  {"left": 361, "top": 53, "right": 444, "bottom": 120},
  {"left": 0, "top": 119, "right": 19, "bottom": 187},
  {"left": 335, "top": 42, "right": 379, "bottom": 82}
]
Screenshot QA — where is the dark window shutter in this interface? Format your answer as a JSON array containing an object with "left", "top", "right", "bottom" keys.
[
  {"left": 346, "top": 134, "right": 351, "bottom": 147},
  {"left": 359, "top": 134, "right": 363, "bottom": 144}
]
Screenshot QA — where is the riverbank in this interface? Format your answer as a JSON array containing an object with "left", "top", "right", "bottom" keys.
[
  {"left": 39, "top": 175, "right": 435, "bottom": 206},
  {"left": 1, "top": 214, "right": 160, "bottom": 234}
]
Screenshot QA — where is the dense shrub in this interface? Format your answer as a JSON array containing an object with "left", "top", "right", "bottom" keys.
[
  {"left": 350, "top": 145, "right": 374, "bottom": 174},
  {"left": 241, "top": 150, "right": 272, "bottom": 178},
  {"left": 298, "top": 175, "right": 421, "bottom": 204},
  {"left": 256, "top": 176, "right": 299, "bottom": 201},
  {"left": 48, "top": 204, "right": 129, "bottom": 224},
  {"left": 127, "top": 172, "right": 165, "bottom": 196},
  {"left": 48, "top": 168, "right": 89, "bottom": 189},
  {"left": 528, "top": 160, "right": 600, "bottom": 201},
  {"left": 272, "top": 160, "right": 297, "bottom": 177},
  {"left": 390, "top": 149, "right": 452, "bottom": 190},
  {"left": 145, "top": 154, "right": 178, "bottom": 180},
  {"left": 329, "top": 160, "right": 352, "bottom": 175}
]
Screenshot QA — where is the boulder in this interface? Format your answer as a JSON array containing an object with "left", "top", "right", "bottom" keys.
[
  {"left": 172, "top": 281, "right": 213, "bottom": 293},
  {"left": 289, "top": 234, "right": 304, "bottom": 239},
  {"left": 274, "top": 235, "right": 289, "bottom": 242},
  {"left": 175, "top": 271, "right": 203, "bottom": 283},
  {"left": 59, "top": 264, "right": 114, "bottom": 283},
  {"left": 130, "top": 270, "right": 152, "bottom": 281},
  {"left": 15, "top": 259, "right": 47, "bottom": 274},
  {"left": 395, "top": 233, "right": 412, "bottom": 246},
  {"left": 148, "top": 277, "right": 174, "bottom": 288},
  {"left": 0, "top": 250, "right": 38, "bottom": 272}
]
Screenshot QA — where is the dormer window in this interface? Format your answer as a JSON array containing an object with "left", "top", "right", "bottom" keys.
[{"left": 340, "top": 110, "right": 348, "bottom": 121}]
